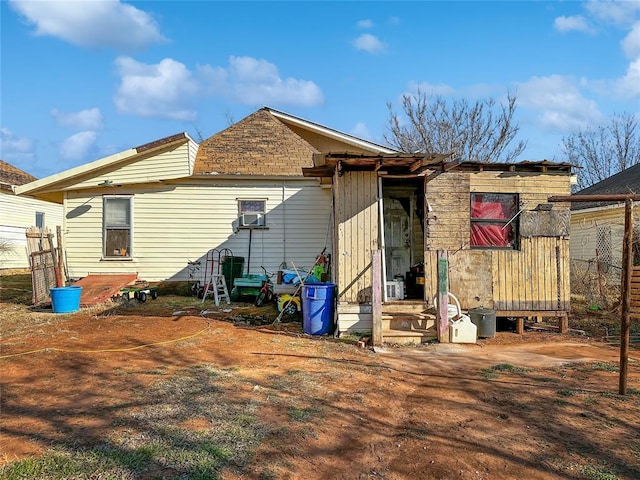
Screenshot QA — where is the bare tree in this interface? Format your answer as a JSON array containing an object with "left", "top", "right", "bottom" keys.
[
  {"left": 384, "top": 90, "right": 526, "bottom": 162},
  {"left": 560, "top": 111, "right": 640, "bottom": 190}
]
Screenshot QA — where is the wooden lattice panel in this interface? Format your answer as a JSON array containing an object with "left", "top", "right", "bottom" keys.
[{"left": 629, "top": 266, "right": 640, "bottom": 318}]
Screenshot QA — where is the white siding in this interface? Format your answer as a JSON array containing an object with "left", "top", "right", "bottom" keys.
[
  {"left": 0, "top": 193, "right": 64, "bottom": 269},
  {"left": 570, "top": 205, "right": 626, "bottom": 267},
  {"left": 337, "top": 304, "right": 373, "bottom": 335},
  {"left": 69, "top": 142, "right": 193, "bottom": 190},
  {"left": 64, "top": 179, "right": 332, "bottom": 281}
]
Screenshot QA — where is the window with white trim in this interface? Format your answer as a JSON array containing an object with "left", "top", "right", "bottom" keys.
[
  {"left": 103, "top": 196, "right": 132, "bottom": 258},
  {"left": 238, "top": 199, "right": 266, "bottom": 228}
]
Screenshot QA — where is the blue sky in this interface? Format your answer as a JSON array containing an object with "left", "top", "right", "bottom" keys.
[{"left": 1, "top": 0, "right": 639, "bottom": 178}]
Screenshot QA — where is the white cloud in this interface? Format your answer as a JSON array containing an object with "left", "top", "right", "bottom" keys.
[
  {"left": 353, "top": 33, "right": 386, "bottom": 54},
  {"left": 356, "top": 19, "right": 374, "bottom": 29},
  {"left": 113, "top": 55, "right": 324, "bottom": 119},
  {"left": 9, "top": 0, "right": 167, "bottom": 51},
  {"left": 614, "top": 58, "right": 640, "bottom": 98},
  {"left": 114, "top": 56, "right": 200, "bottom": 121},
  {"left": 350, "top": 122, "right": 371, "bottom": 139},
  {"left": 585, "top": 0, "right": 640, "bottom": 28},
  {"left": 198, "top": 56, "right": 323, "bottom": 107},
  {"left": 59, "top": 131, "right": 98, "bottom": 161},
  {"left": 621, "top": 21, "right": 640, "bottom": 59},
  {"left": 51, "top": 107, "right": 104, "bottom": 130},
  {"left": 554, "top": 15, "right": 594, "bottom": 33},
  {"left": 0, "top": 127, "right": 34, "bottom": 155},
  {"left": 516, "top": 75, "right": 602, "bottom": 132}
]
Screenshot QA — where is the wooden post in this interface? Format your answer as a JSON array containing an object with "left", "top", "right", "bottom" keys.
[
  {"left": 56, "top": 226, "right": 67, "bottom": 284},
  {"left": 47, "top": 232, "right": 63, "bottom": 288},
  {"left": 436, "top": 250, "right": 450, "bottom": 343},
  {"left": 371, "top": 250, "right": 383, "bottom": 346},
  {"left": 619, "top": 199, "right": 633, "bottom": 395},
  {"left": 549, "top": 193, "right": 640, "bottom": 395}
]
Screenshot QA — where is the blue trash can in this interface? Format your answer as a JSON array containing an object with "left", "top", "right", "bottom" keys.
[
  {"left": 302, "top": 283, "right": 335, "bottom": 335},
  {"left": 50, "top": 286, "right": 82, "bottom": 314}
]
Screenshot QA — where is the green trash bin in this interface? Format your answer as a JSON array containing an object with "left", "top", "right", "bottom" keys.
[{"left": 222, "top": 256, "right": 244, "bottom": 291}]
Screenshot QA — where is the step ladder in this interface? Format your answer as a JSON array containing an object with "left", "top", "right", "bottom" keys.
[{"left": 201, "top": 249, "right": 231, "bottom": 306}]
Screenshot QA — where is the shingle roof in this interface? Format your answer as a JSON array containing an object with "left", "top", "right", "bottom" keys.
[
  {"left": 0, "top": 159, "right": 37, "bottom": 192},
  {"left": 194, "top": 109, "right": 319, "bottom": 176},
  {"left": 573, "top": 163, "right": 640, "bottom": 210}
]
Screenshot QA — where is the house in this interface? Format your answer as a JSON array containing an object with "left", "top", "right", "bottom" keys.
[
  {"left": 0, "top": 160, "right": 64, "bottom": 270},
  {"left": 303, "top": 154, "right": 574, "bottom": 343},
  {"left": 15, "top": 107, "right": 574, "bottom": 343},
  {"left": 14, "top": 108, "right": 396, "bottom": 284},
  {"left": 569, "top": 164, "right": 640, "bottom": 272}
]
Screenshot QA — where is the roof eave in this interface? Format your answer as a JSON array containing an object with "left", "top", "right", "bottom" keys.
[
  {"left": 14, "top": 132, "right": 195, "bottom": 197},
  {"left": 265, "top": 107, "right": 397, "bottom": 155}
]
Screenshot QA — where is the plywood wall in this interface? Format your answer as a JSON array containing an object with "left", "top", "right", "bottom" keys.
[
  {"left": 423, "top": 170, "right": 571, "bottom": 312},
  {"left": 334, "top": 171, "right": 379, "bottom": 303}
]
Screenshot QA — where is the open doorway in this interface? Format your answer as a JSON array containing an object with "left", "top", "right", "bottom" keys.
[{"left": 382, "top": 178, "right": 424, "bottom": 300}]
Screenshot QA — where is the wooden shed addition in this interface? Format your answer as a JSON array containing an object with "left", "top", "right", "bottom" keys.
[{"left": 304, "top": 155, "right": 574, "bottom": 344}]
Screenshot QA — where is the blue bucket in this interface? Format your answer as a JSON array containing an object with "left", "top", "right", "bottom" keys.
[
  {"left": 302, "top": 283, "right": 335, "bottom": 335},
  {"left": 50, "top": 286, "right": 82, "bottom": 314}
]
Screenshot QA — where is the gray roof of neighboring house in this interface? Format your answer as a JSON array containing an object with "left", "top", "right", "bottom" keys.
[{"left": 572, "top": 164, "right": 640, "bottom": 210}]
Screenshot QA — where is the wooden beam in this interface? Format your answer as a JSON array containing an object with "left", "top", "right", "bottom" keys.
[
  {"left": 549, "top": 194, "right": 640, "bottom": 202},
  {"left": 436, "top": 250, "right": 450, "bottom": 343},
  {"left": 516, "top": 317, "right": 524, "bottom": 335},
  {"left": 371, "top": 250, "right": 382, "bottom": 346},
  {"left": 619, "top": 198, "right": 633, "bottom": 395}
]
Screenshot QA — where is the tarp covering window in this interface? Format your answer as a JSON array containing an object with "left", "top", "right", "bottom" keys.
[{"left": 470, "top": 193, "right": 517, "bottom": 248}]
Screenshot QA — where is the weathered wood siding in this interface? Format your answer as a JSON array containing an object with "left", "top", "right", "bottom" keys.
[
  {"left": 334, "top": 171, "right": 379, "bottom": 304},
  {"left": 63, "top": 178, "right": 331, "bottom": 281},
  {"left": 0, "top": 193, "right": 63, "bottom": 269},
  {"left": 70, "top": 142, "right": 193, "bottom": 190},
  {"left": 423, "top": 170, "right": 571, "bottom": 312}
]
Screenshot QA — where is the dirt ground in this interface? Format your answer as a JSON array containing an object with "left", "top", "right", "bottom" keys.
[{"left": 1, "top": 288, "right": 639, "bottom": 479}]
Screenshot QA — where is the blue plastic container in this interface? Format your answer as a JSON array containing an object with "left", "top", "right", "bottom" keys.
[
  {"left": 302, "top": 283, "right": 335, "bottom": 335},
  {"left": 50, "top": 286, "right": 82, "bottom": 314}
]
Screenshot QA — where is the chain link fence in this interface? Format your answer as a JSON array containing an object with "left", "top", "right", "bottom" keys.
[{"left": 570, "top": 258, "right": 621, "bottom": 311}]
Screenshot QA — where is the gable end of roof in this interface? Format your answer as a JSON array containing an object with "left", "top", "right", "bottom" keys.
[{"left": 194, "top": 109, "right": 319, "bottom": 176}]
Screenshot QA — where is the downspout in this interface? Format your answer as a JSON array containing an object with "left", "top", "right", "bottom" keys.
[{"left": 282, "top": 181, "right": 287, "bottom": 266}]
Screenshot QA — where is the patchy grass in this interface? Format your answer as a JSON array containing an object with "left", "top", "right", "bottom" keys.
[
  {"left": 0, "top": 273, "right": 32, "bottom": 304},
  {"left": 0, "top": 364, "right": 268, "bottom": 480},
  {"left": 579, "top": 464, "right": 620, "bottom": 480},
  {"left": 578, "top": 362, "right": 619, "bottom": 373},
  {"left": 482, "top": 363, "right": 532, "bottom": 379}
]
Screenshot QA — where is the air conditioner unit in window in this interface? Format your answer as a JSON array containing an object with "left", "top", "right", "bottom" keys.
[
  {"left": 385, "top": 280, "right": 405, "bottom": 301},
  {"left": 240, "top": 213, "right": 265, "bottom": 227}
]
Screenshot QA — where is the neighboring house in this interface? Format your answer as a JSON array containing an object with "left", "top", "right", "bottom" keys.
[
  {"left": 303, "top": 155, "right": 573, "bottom": 342},
  {"left": 14, "top": 108, "right": 395, "bottom": 283},
  {"left": 570, "top": 164, "right": 640, "bottom": 271},
  {"left": 0, "top": 160, "right": 64, "bottom": 270}
]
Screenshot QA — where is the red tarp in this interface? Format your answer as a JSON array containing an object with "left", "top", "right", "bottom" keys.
[{"left": 471, "top": 194, "right": 516, "bottom": 247}]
